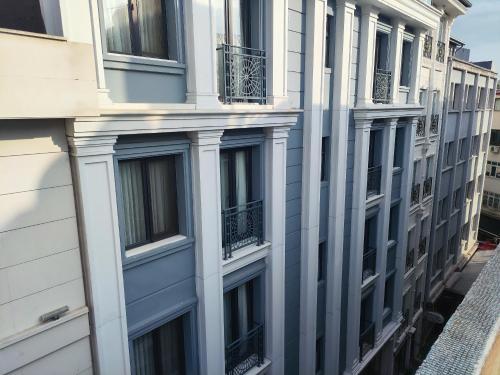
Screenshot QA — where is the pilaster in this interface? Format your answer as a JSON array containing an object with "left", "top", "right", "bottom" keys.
[
  {"left": 357, "top": 7, "right": 379, "bottom": 106},
  {"left": 409, "top": 30, "right": 426, "bottom": 105},
  {"left": 189, "top": 130, "right": 226, "bottom": 375},
  {"left": 389, "top": 21, "right": 406, "bottom": 104},
  {"left": 67, "top": 134, "right": 131, "bottom": 375},
  {"left": 264, "top": 126, "right": 290, "bottom": 375}
]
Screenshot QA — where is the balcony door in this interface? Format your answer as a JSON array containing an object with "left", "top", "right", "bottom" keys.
[
  {"left": 215, "top": 0, "right": 262, "bottom": 48},
  {"left": 220, "top": 147, "right": 252, "bottom": 211}
]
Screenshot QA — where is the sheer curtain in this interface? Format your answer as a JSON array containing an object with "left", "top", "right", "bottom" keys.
[
  {"left": 119, "top": 160, "right": 147, "bottom": 247},
  {"left": 220, "top": 153, "right": 231, "bottom": 211},
  {"left": 103, "top": 0, "right": 132, "bottom": 54},
  {"left": 147, "top": 157, "right": 179, "bottom": 238},
  {"left": 137, "top": 0, "right": 168, "bottom": 58}
]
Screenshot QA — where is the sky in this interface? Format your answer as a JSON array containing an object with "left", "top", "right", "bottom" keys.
[{"left": 451, "top": 0, "right": 500, "bottom": 71}]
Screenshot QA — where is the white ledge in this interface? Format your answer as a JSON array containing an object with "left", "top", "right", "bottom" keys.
[{"left": 223, "top": 242, "right": 271, "bottom": 275}]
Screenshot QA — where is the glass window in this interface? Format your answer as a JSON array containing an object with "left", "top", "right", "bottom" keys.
[
  {"left": 494, "top": 98, "right": 500, "bottom": 111},
  {"left": 400, "top": 40, "right": 412, "bottom": 87},
  {"left": 325, "top": 14, "right": 333, "bottom": 68},
  {"left": 321, "top": 137, "right": 329, "bottom": 182},
  {"left": 119, "top": 156, "right": 179, "bottom": 250},
  {"left": 465, "top": 85, "right": 474, "bottom": 110},
  {"left": 131, "top": 315, "right": 186, "bottom": 375},
  {"left": 388, "top": 205, "right": 399, "bottom": 242},
  {"left": 452, "top": 84, "right": 461, "bottom": 110},
  {"left": 393, "top": 127, "right": 404, "bottom": 168},
  {"left": 316, "top": 336, "right": 324, "bottom": 374},
  {"left": 0, "top": 0, "right": 63, "bottom": 36},
  {"left": 491, "top": 130, "right": 500, "bottom": 146},
  {"left": 318, "top": 242, "right": 327, "bottom": 282},
  {"left": 220, "top": 147, "right": 252, "bottom": 210},
  {"left": 103, "top": 0, "right": 180, "bottom": 60}
]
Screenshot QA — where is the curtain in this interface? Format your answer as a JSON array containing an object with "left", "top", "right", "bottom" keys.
[
  {"left": 138, "top": 0, "right": 168, "bottom": 58},
  {"left": 147, "top": 157, "right": 179, "bottom": 238},
  {"left": 103, "top": 0, "right": 132, "bottom": 54},
  {"left": 220, "top": 153, "right": 230, "bottom": 211},
  {"left": 39, "top": 0, "right": 63, "bottom": 36},
  {"left": 120, "top": 160, "right": 147, "bottom": 247},
  {"left": 235, "top": 151, "right": 248, "bottom": 235},
  {"left": 133, "top": 331, "right": 156, "bottom": 375}
]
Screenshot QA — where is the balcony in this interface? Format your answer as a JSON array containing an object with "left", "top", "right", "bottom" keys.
[
  {"left": 405, "top": 248, "right": 415, "bottom": 273},
  {"left": 362, "top": 247, "right": 377, "bottom": 282},
  {"left": 373, "top": 69, "right": 392, "bottom": 104},
  {"left": 218, "top": 44, "right": 267, "bottom": 104},
  {"left": 416, "top": 116, "right": 426, "bottom": 138},
  {"left": 367, "top": 165, "right": 382, "bottom": 198},
  {"left": 359, "top": 322, "right": 375, "bottom": 360},
  {"left": 423, "top": 35, "right": 433, "bottom": 59},
  {"left": 411, "top": 183, "right": 421, "bottom": 206},
  {"left": 423, "top": 177, "right": 433, "bottom": 198},
  {"left": 430, "top": 114, "right": 439, "bottom": 135},
  {"left": 436, "top": 41, "right": 446, "bottom": 63},
  {"left": 418, "top": 238, "right": 427, "bottom": 258},
  {"left": 225, "top": 324, "right": 264, "bottom": 375},
  {"left": 222, "top": 200, "right": 264, "bottom": 260}
]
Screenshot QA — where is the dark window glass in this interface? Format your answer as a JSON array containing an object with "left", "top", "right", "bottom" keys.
[
  {"left": 400, "top": 40, "right": 412, "bottom": 87},
  {"left": 220, "top": 147, "right": 253, "bottom": 210},
  {"left": 0, "top": 0, "right": 63, "bottom": 35},
  {"left": 119, "top": 156, "right": 179, "bottom": 249},
  {"left": 393, "top": 127, "right": 404, "bottom": 168},
  {"left": 325, "top": 15, "right": 333, "bottom": 68},
  {"left": 132, "top": 315, "right": 186, "bottom": 375},
  {"left": 318, "top": 242, "right": 326, "bottom": 282},
  {"left": 316, "top": 336, "right": 324, "bottom": 374},
  {"left": 321, "top": 137, "right": 329, "bottom": 182}
]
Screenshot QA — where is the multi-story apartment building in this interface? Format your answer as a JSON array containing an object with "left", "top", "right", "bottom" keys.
[
  {"left": 0, "top": 1, "right": 489, "bottom": 375},
  {"left": 426, "top": 51, "right": 497, "bottom": 303},
  {"left": 480, "top": 89, "right": 500, "bottom": 240}
]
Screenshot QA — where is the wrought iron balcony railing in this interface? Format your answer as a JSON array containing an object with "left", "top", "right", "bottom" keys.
[
  {"left": 423, "top": 177, "right": 433, "bottom": 198},
  {"left": 423, "top": 35, "right": 433, "bottom": 59},
  {"left": 373, "top": 69, "right": 392, "bottom": 104},
  {"left": 359, "top": 321, "right": 375, "bottom": 359},
  {"left": 222, "top": 200, "right": 264, "bottom": 260},
  {"left": 416, "top": 116, "right": 426, "bottom": 138},
  {"left": 418, "top": 237, "right": 427, "bottom": 258},
  {"left": 436, "top": 41, "right": 446, "bottom": 63},
  {"left": 367, "top": 165, "right": 382, "bottom": 198},
  {"left": 430, "top": 114, "right": 439, "bottom": 134},
  {"left": 411, "top": 183, "right": 420, "bottom": 206},
  {"left": 405, "top": 247, "right": 415, "bottom": 273},
  {"left": 225, "top": 324, "right": 264, "bottom": 375},
  {"left": 362, "top": 247, "right": 377, "bottom": 282},
  {"left": 218, "top": 44, "right": 267, "bottom": 104}
]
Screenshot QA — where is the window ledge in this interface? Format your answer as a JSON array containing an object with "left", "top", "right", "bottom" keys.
[
  {"left": 0, "top": 27, "right": 66, "bottom": 41},
  {"left": 366, "top": 193, "right": 384, "bottom": 208},
  {"left": 222, "top": 241, "right": 271, "bottom": 275},
  {"left": 361, "top": 273, "right": 379, "bottom": 292},
  {"left": 104, "top": 52, "right": 185, "bottom": 74}
]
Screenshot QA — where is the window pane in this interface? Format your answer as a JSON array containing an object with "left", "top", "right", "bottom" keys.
[
  {"left": 223, "top": 281, "right": 254, "bottom": 345},
  {"left": 132, "top": 316, "right": 186, "bottom": 375},
  {"left": 137, "top": 0, "right": 168, "bottom": 58},
  {"left": 220, "top": 153, "right": 231, "bottom": 210},
  {"left": 0, "top": 0, "right": 63, "bottom": 36},
  {"left": 147, "top": 156, "right": 179, "bottom": 239},
  {"left": 103, "top": 0, "right": 133, "bottom": 54},
  {"left": 120, "top": 160, "right": 147, "bottom": 247},
  {"left": 235, "top": 150, "right": 249, "bottom": 206}
]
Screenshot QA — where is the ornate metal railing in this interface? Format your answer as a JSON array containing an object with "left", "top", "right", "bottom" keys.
[
  {"left": 367, "top": 165, "right": 382, "bottom": 198},
  {"left": 418, "top": 237, "right": 427, "bottom": 258},
  {"left": 423, "top": 35, "right": 433, "bottom": 59},
  {"left": 416, "top": 116, "right": 426, "bottom": 138},
  {"left": 436, "top": 41, "right": 446, "bottom": 63},
  {"left": 362, "top": 247, "right": 377, "bottom": 282},
  {"left": 405, "top": 247, "right": 415, "bottom": 273},
  {"left": 218, "top": 44, "right": 267, "bottom": 104},
  {"left": 411, "top": 183, "right": 420, "bottom": 206},
  {"left": 225, "top": 324, "right": 264, "bottom": 375},
  {"left": 430, "top": 114, "right": 439, "bottom": 134},
  {"left": 359, "top": 322, "right": 375, "bottom": 359},
  {"left": 423, "top": 177, "right": 433, "bottom": 198},
  {"left": 373, "top": 69, "right": 392, "bottom": 104},
  {"left": 222, "top": 200, "right": 264, "bottom": 260}
]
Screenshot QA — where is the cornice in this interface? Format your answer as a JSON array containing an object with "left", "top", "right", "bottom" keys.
[{"left": 353, "top": 104, "right": 425, "bottom": 121}]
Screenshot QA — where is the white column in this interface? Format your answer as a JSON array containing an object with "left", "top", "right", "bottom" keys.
[
  {"left": 266, "top": 0, "right": 289, "bottom": 107},
  {"left": 357, "top": 6, "right": 379, "bottom": 106},
  {"left": 189, "top": 130, "right": 226, "bottom": 375},
  {"left": 374, "top": 120, "right": 397, "bottom": 337},
  {"left": 264, "top": 126, "right": 290, "bottom": 375},
  {"left": 408, "top": 30, "right": 425, "bottom": 105},
  {"left": 345, "top": 119, "right": 372, "bottom": 371},
  {"left": 389, "top": 21, "right": 405, "bottom": 104},
  {"left": 325, "top": 2, "right": 356, "bottom": 374},
  {"left": 184, "top": 0, "right": 221, "bottom": 109},
  {"left": 299, "top": 0, "right": 326, "bottom": 373},
  {"left": 68, "top": 135, "right": 131, "bottom": 375}
]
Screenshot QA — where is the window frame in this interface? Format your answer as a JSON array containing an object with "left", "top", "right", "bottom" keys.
[{"left": 114, "top": 136, "right": 193, "bottom": 264}]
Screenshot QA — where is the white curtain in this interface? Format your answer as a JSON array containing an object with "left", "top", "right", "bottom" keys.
[
  {"left": 220, "top": 153, "right": 230, "bottom": 211},
  {"left": 137, "top": 0, "right": 168, "bottom": 58},
  {"left": 39, "top": 0, "right": 63, "bottom": 36},
  {"left": 133, "top": 332, "right": 156, "bottom": 375},
  {"left": 235, "top": 151, "right": 248, "bottom": 207},
  {"left": 103, "top": 0, "right": 132, "bottom": 54},
  {"left": 147, "top": 157, "right": 178, "bottom": 237},
  {"left": 119, "top": 161, "right": 147, "bottom": 247},
  {"left": 223, "top": 283, "right": 251, "bottom": 346}
]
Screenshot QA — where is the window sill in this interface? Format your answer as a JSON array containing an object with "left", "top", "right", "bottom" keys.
[
  {"left": 366, "top": 193, "right": 384, "bottom": 208},
  {"left": 417, "top": 253, "right": 427, "bottom": 264},
  {"left": 392, "top": 167, "right": 403, "bottom": 175},
  {"left": 104, "top": 52, "right": 186, "bottom": 74},
  {"left": 0, "top": 27, "right": 66, "bottom": 41},
  {"left": 222, "top": 241, "right": 271, "bottom": 275},
  {"left": 361, "top": 273, "right": 379, "bottom": 292}
]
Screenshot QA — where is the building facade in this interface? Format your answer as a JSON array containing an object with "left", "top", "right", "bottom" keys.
[{"left": 0, "top": 1, "right": 492, "bottom": 375}]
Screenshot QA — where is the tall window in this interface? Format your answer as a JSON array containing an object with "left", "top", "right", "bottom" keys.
[
  {"left": 321, "top": 137, "right": 329, "bottom": 182},
  {"left": 131, "top": 315, "right": 186, "bottom": 374},
  {"left": 393, "top": 127, "right": 404, "bottom": 168},
  {"left": 102, "top": 0, "right": 181, "bottom": 60},
  {"left": 325, "top": 14, "right": 333, "bottom": 68},
  {"left": 400, "top": 39, "right": 412, "bottom": 87},
  {"left": 0, "top": 0, "right": 63, "bottom": 36},
  {"left": 465, "top": 85, "right": 474, "bottom": 110},
  {"left": 220, "top": 148, "right": 253, "bottom": 210},
  {"left": 119, "top": 156, "right": 179, "bottom": 250}
]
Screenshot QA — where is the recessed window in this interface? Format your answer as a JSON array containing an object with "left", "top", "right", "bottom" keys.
[
  {"left": 0, "top": 0, "right": 63, "bottom": 36},
  {"left": 131, "top": 315, "right": 186, "bottom": 374},
  {"left": 119, "top": 156, "right": 180, "bottom": 250},
  {"left": 325, "top": 14, "right": 333, "bottom": 68},
  {"left": 400, "top": 40, "right": 412, "bottom": 87},
  {"left": 465, "top": 85, "right": 474, "bottom": 110},
  {"left": 318, "top": 242, "right": 326, "bottom": 282},
  {"left": 321, "top": 137, "right": 329, "bottom": 182},
  {"left": 393, "top": 127, "right": 404, "bottom": 168},
  {"left": 102, "top": 0, "right": 181, "bottom": 60}
]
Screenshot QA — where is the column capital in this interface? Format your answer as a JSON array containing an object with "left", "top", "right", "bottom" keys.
[
  {"left": 387, "top": 118, "right": 399, "bottom": 127},
  {"left": 354, "top": 119, "right": 373, "bottom": 129},
  {"left": 265, "top": 126, "right": 291, "bottom": 140},
  {"left": 393, "top": 19, "right": 406, "bottom": 30},
  {"left": 188, "top": 129, "right": 224, "bottom": 146},
  {"left": 67, "top": 135, "right": 118, "bottom": 157},
  {"left": 361, "top": 5, "right": 379, "bottom": 18},
  {"left": 338, "top": 0, "right": 357, "bottom": 12}
]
